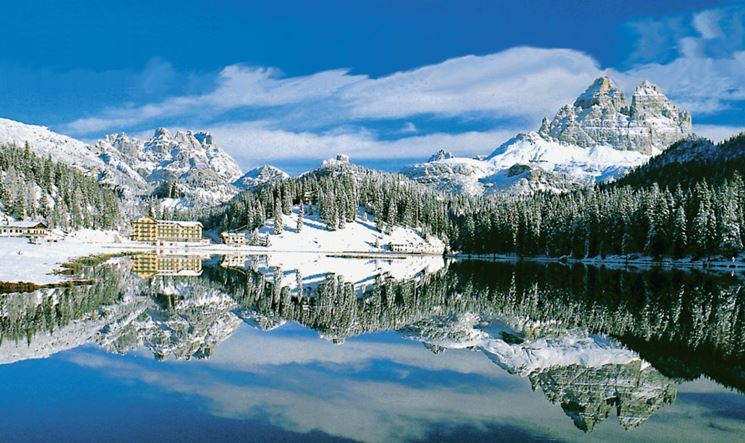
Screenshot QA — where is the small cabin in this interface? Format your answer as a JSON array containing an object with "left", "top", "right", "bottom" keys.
[{"left": 0, "top": 221, "right": 50, "bottom": 239}]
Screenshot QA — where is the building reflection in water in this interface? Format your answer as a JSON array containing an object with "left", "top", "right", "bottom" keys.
[{"left": 131, "top": 252, "right": 205, "bottom": 279}]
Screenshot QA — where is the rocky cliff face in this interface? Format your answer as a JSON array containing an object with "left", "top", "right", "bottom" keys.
[{"left": 541, "top": 77, "right": 692, "bottom": 155}]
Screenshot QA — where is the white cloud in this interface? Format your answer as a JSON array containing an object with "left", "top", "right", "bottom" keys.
[
  {"left": 208, "top": 120, "right": 518, "bottom": 166},
  {"left": 342, "top": 47, "right": 601, "bottom": 120},
  {"left": 692, "top": 9, "right": 725, "bottom": 40},
  {"left": 693, "top": 124, "right": 745, "bottom": 142},
  {"left": 63, "top": 47, "right": 601, "bottom": 136}
]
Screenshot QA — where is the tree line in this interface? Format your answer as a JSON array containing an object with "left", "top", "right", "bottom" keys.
[
  {"left": 197, "top": 158, "right": 744, "bottom": 259},
  {"left": 0, "top": 143, "right": 122, "bottom": 230}
]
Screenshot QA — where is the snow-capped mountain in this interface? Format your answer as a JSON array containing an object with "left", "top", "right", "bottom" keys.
[
  {"left": 403, "top": 76, "right": 694, "bottom": 195},
  {"left": 0, "top": 117, "right": 292, "bottom": 209},
  {"left": 95, "top": 128, "right": 244, "bottom": 206},
  {"left": 0, "top": 117, "right": 149, "bottom": 196},
  {"left": 233, "top": 165, "right": 289, "bottom": 191},
  {"left": 541, "top": 77, "right": 691, "bottom": 154}
]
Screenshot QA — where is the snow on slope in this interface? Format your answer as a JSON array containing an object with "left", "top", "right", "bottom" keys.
[
  {"left": 254, "top": 206, "right": 444, "bottom": 253},
  {"left": 0, "top": 117, "right": 99, "bottom": 168},
  {"left": 404, "top": 133, "right": 649, "bottom": 196}
]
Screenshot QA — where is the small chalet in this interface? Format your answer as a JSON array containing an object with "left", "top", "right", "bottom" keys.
[
  {"left": 0, "top": 221, "right": 50, "bottom": 239},
  {"left": 220, "top": 232, "right": 248, "bottom": 246}
]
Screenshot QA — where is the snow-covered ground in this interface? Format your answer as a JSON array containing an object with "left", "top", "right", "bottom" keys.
[
  {"left": 248, "top": 206, "right": 444, "bottom": 253},
  {"left": 0, "top": 230, "right": 125, "bottom": 285}
]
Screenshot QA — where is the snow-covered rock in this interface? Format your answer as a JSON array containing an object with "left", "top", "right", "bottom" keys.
[
  {"left": 428, "top": 149, "right": 454, "bottom": 162},
  {"left": 96, "top": 128, "right": 244, "bottom": 206},
  {"left": 543, "top": 77, "right": 692, "bottom": 155},
  {"left": 233, "top": 165, "right": 289, "bottom": 190}
]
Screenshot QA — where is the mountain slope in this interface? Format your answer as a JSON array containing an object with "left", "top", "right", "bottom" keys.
[{"left": 613, "top": 132, "right": 745, "bottom": 189}]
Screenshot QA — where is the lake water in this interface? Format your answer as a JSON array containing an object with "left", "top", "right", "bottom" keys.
[{"left": 0, "top": 254, "right": 743, "bottom": 442}]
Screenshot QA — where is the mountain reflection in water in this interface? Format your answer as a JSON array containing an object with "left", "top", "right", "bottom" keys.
[{"left": 0, "top": 253, "right": 743, "bottom": 442}]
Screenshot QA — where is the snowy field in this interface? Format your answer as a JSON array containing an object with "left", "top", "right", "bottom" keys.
[
  {"left": 250, "top": 207, "right": 444, "bottom": 253},
  {"left": 0, "top": 230, "right": 124, "bottom": 285}
]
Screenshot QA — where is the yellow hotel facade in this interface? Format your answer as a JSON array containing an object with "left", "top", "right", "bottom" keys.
[{"left": 130, "top": 215, "right": 203, "bottom": 243}]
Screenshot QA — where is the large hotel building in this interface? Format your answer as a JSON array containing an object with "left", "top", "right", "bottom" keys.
[{"left": 130, "top": 215, "right": 203, "bottom": 243}]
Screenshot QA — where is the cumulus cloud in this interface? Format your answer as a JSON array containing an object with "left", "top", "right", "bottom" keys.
[
  {"left": 694, "top": 124, "right": 745, "bottom": 142},
  {"left": 207, "top": 120, "right": 519, "bottom": 165},
  {"left": 63, "top": 47, "right": 601, "bottom": 136}
]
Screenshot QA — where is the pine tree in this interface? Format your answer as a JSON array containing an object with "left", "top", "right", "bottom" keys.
[
  {"left": 297, "top": 202, "right": 304, "bottom": 233},
  {"left": 671, "top": 206, "right": 688, "bottom": 258},
  {"left": 273, "top": 197, "right": 284, "bottom": 235},
  {"left": 719, "top": 193, "right": 743, "bottom": 258}
]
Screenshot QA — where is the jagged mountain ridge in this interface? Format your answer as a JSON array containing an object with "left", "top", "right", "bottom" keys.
[
  {"left": 403, "top": 76, "right": 694, "bottom": 196},
  {"left": 0, "top": 118, "right": 289, "bottom": 208},
  {"left": 541, "top": 77, "right": 691, "bottom": 154}
]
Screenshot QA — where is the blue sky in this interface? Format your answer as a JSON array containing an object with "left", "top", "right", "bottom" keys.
[{"left": 0, "top": 0, "right": 743, "bottom": 172}]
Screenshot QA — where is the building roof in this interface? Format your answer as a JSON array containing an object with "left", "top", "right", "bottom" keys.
[
  {"left": 0, "top": 221, "right": 48, "bottom": 229},
  {"left": 131, "top": 216, "right": 202, "bottom": 228},
  {"left": 169, "top": 220, "right": 203, "bottom": 228},
  {"left": 132, "top": 215, "right": 157, "bottom": 223}
]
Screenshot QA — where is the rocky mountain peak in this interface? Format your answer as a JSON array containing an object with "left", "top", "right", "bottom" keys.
[
  {"left": 234, "top": 165, "right": 289, "bottom": 190},
  {"left": 428, "top": 149, "right": 454, "bottom": 162},
  {"left": 573, "top": 76, "right": 627, "bottom": 112},
  {"left": 542, "top": 76, "right": 692, "bottom": 154},
  {"left": 193, "top": 131, "right": 214, "bottom": 146},
  {"left": 153, "top": 127, "right": 172, "bottom": 140}
]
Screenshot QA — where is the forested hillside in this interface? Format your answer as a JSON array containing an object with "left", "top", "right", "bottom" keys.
[
  {"left": 0, "top": 143, "right": 122, "bottom": 230},
  {"left": 201, "top": 157, "right": 745, "bottom": 259},
  {"left": 614, "top": 133, "right": 745, "bottom": 189}
]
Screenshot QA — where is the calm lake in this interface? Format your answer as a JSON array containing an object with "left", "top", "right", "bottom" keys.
[{"left": 0, "top": 254, "right": 743, "bottom": 442}]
